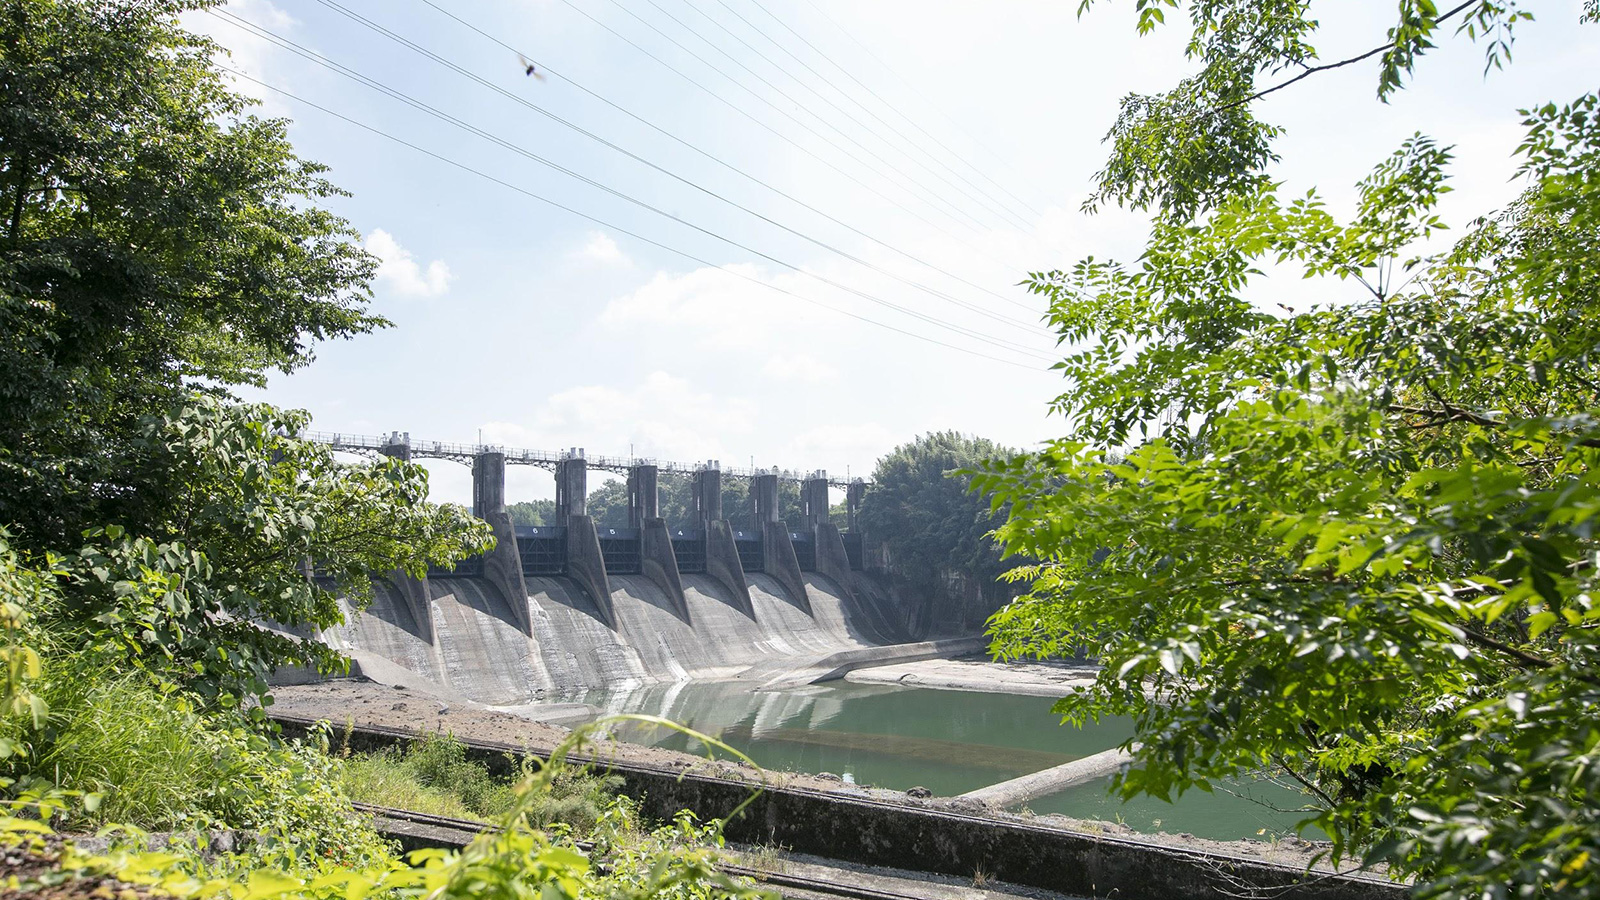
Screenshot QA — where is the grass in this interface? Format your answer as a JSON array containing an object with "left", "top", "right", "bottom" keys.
[{"left": 335, "top": 732, "right": 623, "bottom": 836}]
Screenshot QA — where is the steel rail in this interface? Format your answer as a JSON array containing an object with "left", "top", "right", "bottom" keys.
[{"left": 353, "top": 801, "right": 964, "bottom": 900}]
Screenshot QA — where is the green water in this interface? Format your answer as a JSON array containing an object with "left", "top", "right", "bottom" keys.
[
  {"left": 573, "top": 680, "right": 1313, "bottom": 841},
  {"left": 1024, "top": 774, "right": 1320, "bottom": 840}
]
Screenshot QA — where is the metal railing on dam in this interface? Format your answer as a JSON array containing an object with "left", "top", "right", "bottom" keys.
[{"left": 304, "top": 429, "right": 869, "bottom": 488}]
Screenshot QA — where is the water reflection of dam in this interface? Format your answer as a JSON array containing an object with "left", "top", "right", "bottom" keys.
[{"left": 316, "top": 433, "right": 914, "bottom": 704}]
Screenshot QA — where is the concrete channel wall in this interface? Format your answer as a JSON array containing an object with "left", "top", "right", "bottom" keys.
[{"left": 275, "top": 715, "right": 1401, "bottom": 900}]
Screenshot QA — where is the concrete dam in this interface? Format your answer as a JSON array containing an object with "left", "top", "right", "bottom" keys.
[{"left": 315, "top": 433, "right": 923, "bottom": 705}]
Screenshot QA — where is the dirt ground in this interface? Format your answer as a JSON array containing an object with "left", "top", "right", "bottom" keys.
[{"left": 271, "top": 678, "right": 1371, "bottom": 879}]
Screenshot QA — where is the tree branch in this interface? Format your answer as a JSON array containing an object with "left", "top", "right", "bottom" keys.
[
  {"left": 1271, "top": 753, "right": 1338, "bottom": 811},
  {"left": 1459, "top": 626, "right": 1600, "bottom": 688},
  {"left": 1210, "top": 0, "right": 1478, "bottom": 116},
  {"left": 1388, "top": 403, "right": 1600, "bottom": 448}
]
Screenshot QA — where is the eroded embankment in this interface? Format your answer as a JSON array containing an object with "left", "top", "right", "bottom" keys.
[{"left": 321, "top": 571, "right": 892, "bottom": 704}]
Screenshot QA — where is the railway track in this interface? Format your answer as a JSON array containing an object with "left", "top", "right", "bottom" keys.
[{"left": 352, "top": 802, "right": 1035, "bottom": 900}]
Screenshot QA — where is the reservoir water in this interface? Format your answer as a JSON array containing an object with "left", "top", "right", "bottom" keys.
[{"left": 574, "top": 679, "right": 1313, "bottom": 841}]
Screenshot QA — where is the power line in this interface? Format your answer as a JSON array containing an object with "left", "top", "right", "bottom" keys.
[
  {"left": 218, "top": 8, "right": 1047, "bottom": 348},
  {"left": 412, "top": 0, "right": 1040, "bottom": 316},
  {"left": 591, "top": 0, "right": 987, "bottom": 234},
  {"left": 209, "top": 67, "right": 1053, "bottom": 370},
  {"left": 300, "top": 0, "right": 1045, "bottom": 333},
  {"left": 798, "top": 0, "right": 1054, "bottom": 214},
  {"left": 682, "top": 0, "right": 1033, "bottom": 231},
  {"left": 637, "top": 0, "right": 1000, "bottom": 233},
  {"left": 741, "top": 0, "right": 1046, "bottom": 219},
  {"left": 526, "top": 0, "right": 1010, "bottom": 275}
]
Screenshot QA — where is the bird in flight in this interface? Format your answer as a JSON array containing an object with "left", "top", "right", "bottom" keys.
[{"left": 518, "top": 54, "right": 547, "bottom": 81}]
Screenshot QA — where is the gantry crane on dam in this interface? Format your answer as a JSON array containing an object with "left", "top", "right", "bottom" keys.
[{"left": 304, "top": 430, "right": 872, "bottom": 641}]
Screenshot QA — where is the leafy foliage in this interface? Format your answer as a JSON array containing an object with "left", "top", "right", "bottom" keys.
[
  {"left": 576, "top": 474, "right": 808, "bottom": 532},
  {"left": 860, "top": 432, "right": 1014, "bottom": 597},
  {"left": 984, "top": 4, "right": 1600, "bottom": 896},
  {"left": 337, "top": 732, "right": 622, "bottom": 835},
  {"left": 0, "top": 0, "right": 381, "bottom": 550},
  {"left": 1077, "top": 0, "right": 1535, "bottom": 218},
  {"left": 35, "top": 400, "right": 491, "bottom": 700}
]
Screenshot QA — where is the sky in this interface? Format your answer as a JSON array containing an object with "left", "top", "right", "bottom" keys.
[{"left": 186, "top": 0, "right": 1600, "bottom": 506}]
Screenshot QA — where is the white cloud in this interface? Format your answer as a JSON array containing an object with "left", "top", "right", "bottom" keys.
[
  {"left": 478, "top": 372, "right": 755, "bottom": 467},
  {"left": 181, "top": 0, "right": 297, "bottom": 113},
  {"left": 599, "top": 263, "right": 830, "bottom": 349},
  {"left": 761, "top": 354, "right": 838, "bottom": 384},
  {"left": 571, "top": 231, "right": 630, "bottom": 267},
  {"left": 366, "top": 229, "right": 452, "bottom": 298}
]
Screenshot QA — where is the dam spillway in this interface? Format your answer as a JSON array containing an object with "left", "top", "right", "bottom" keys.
[
  {"left": 326, "top": 570, "right": 895, "bottom": 704},
  {"left": 320, "top": 442, "right": 911, "bottom": 704}
]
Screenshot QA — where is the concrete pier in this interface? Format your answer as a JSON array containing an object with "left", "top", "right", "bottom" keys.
[
  {"left": 555, "top": 455, "right": 615, "bottom": 628},
  {"left": 695, "top": 467, "right": 753, "bottom": 616},
  {"left": 626, "top": 464, "right": 659, "bottom": 525},
  {"left": 754, "top": 473, "right": 810, "bottom": 612},
  {"left": 846, "top": 480, "right": 866, "bottom": 532},
  {"left": 630, "top": 464, "right": 689, "bottom": 621},
  {"left": 959, "top": 746, "right": 1134, "bottom": 808},
  {"left": 801, "top": 475, "right": 830, "bottom": 529},
  {"left": 813, "top": 522, "right": 856, "bottom": 600},
  {"left": 471, "top": 451, "right": 531, "bottom": 635},
  {"left": 380, "top": 436, "right": 433, "bottom": 642}
]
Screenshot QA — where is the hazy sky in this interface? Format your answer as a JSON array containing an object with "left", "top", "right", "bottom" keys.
[{"left": 189, "top": 0, "right": 1599, "bottom": 505}]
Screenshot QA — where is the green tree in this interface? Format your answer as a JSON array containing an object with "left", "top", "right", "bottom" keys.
[
  {"left": 508, "top": 499, "right": 557, "bottom": 527},
  {"left": 0, "top": 0, "right": 381, "bottom": 550},
  {"left": 977, "top": 4, "right": 1600, "bottom": 897},
  {"left": 586, "top": 478, "right": 631, "bottom": 529},
  {"left": 860, "top": 432, "right": 1012, "bottom": 598},
  {"left": 0, "top": 0, "right": 490, "bottom": 699}
]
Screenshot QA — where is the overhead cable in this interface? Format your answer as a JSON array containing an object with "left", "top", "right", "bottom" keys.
[
  {"left": 211, "top": 8, "right": 1053, "bottom": 355},
  {"left": 730, "top": 0, "right": 1044, "bottom": 220},
  {"left": 210, "top": 66, "right": 1053, "bottom": 370},
  {"left": 680, "top": 0, "right": 1032, "bottom": 231},
  {"left": 412, "top": 0, "right": 1040, "bottom": 315},
  {"left": 299, "top": 0, "right": 1045, "bottom": 333},
  {"left": 798, "top": 0, "right": 1055, "bottom": 214},
  {"left": 627, "top": 0, "right": 1000, "bottom": 232},
  {"left": 586, "top": 0, "right": 981, "bottom": 233},
  {"left": 534, "top": 0, "right": 1031, "bottom": 278}
]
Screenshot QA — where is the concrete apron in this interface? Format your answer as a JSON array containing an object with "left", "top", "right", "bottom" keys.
[
  {"left": 747, "top": 636, "right": 992, "bottom": 691},
  {"left": 274, "top": 714, "right": 1401, "bottom": 900}
]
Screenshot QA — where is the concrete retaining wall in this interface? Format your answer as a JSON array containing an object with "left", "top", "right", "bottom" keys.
[
  {"left": 639, "top": 518, "right": 690, "bottom": 623},
  {"left": 564, "top": 514, "right": 615, "bottom": 628},
  {"left": 276, "top": 715, "right": 1400, "bottom": 900}
]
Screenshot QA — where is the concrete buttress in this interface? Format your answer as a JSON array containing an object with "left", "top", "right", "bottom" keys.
[
  {"left": 695, "top": 468, "right": 753, "bottom": 616},
  {"left": 754, "top": 473, "right": 810, "bottom": 613},
  {"left": 630, "top": 464, "right": 689, "bottom": 622},
  {"left": 381, "top": 438, "right": 433, "bottom": 642},
  {"left": 471, "top": 451, "right": 531, "bottom": 636},
  {"left": 813, "top": 522, "right": 856, "bottom": 602},
  {"left": 556, "top": 456, "right": 616, "bottom": 628}
]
